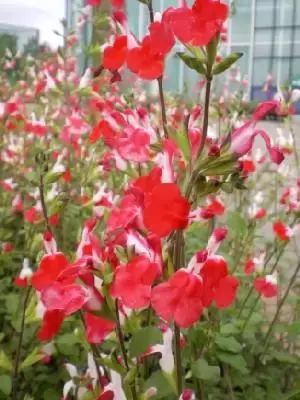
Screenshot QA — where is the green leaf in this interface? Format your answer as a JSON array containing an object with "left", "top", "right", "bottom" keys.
[
  {"left": 287, "top": 321, "right": 300, "bottom": 336},
  {"left": 0, "top": 375, "right": 12, "bottom": 396},
  {"left": 169, "top": 125, "right": 191, "bottom": 161},
  {"left": 216, "top": 335, "right": 242, "bottom": 354},
  {"left": 44, "top": 172, "right": 62, "bottom": 185},
  {"left": 281, "top": 389, "right": 300, "bottom": 399},
  {"left": 0, "top": 351, "right": 13, "bottom": 372},
  {"left": 213, "top": 52, "right": 243, "bottom": 75},
  {"left": 24, "top": 171, "right": 38, "bottom": 184},
  {"left": 177, "top": 53, "right": 206, "bottom": 75},
  {"left": 216, "top": 351, "right": 248, "bottom": 374},
  {"left": 191, "top": 359, "right": 220, "bottom": 382},
  {"left": 272, "top": 350, "right": 299, "bottom": 364},
  {"left": 145, "top": 371, "right": 175, "bottom": 399},
  {"left": 20, "top": 348, "right": 44, "bottom": 370},
  {"left": 220, "top": 323, "right": 239, "bottom": 336},
  {"left": 227, "top": 211, "right": 247, "bottom": 237},
  {"left": 129, "top": 326, "right": 163, "bottom": 358}
]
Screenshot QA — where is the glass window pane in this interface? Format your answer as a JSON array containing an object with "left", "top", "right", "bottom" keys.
[
  {"left": 253, "top": 58, "right": 270, "bottom": 85},
  {"left": 275, "top": 43, "right": 293, "bottom": 57},
  {"left": 282, "top": 0, "right": 293, "bottom": 26},
  {"left": 256, "top": 0, "right": 275, "bottom": 6},
  {"left": 164, "top": 52, "right": 180, "bottom": 92},
  {"left": 255, "top": 29, "right": 272, "bottom": 42},
  {"left": 256, "top": 5, "right": 274, "bottom": 28},
  {"left": 231, "top": 45, "right": 250, "bottom": 77},
  {"left": 183, "top": 66, "right": 199, "bottom": 96},
  {"left": 279, "top": 59, "right": 291, "bottom": 84},
  {"left": 231, "top": 5, "right": 252, "bottom": 43},
  {"left": 292, "top": 59, "right": 300, "bottom": 77},
  {"left": 254, "top": 44, "right": 272, "bottom": 57}
]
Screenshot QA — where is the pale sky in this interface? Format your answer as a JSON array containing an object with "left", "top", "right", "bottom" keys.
[{"left": 0, "top": 0, "right": 66, "bottom": 48}]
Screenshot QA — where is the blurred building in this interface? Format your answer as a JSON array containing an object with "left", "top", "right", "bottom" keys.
[
  {"left": 66, "top": 0, "right": 300, "bottom": 102},
  {"left": 0, "top": 23, "right": 39, "bottom": 52},
  {"left": 0, "top": 1, "right": 65, "bottom": 48},
  {"left": 229, "top": 0, "right": 300, "bottom": 101},
  {"left": 129, "top": 0, "right": 300, "bottom": 100}
]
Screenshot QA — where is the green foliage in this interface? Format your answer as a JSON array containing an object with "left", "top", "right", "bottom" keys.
[
  {"left": 129, "top": 327, "right": 163, "bottom": 358},
  {"left": 213, "top": 52, "right": 244, "bottom": 75},
  {"left": 191, "top": 359, "right": 220, "bottom": 382}
]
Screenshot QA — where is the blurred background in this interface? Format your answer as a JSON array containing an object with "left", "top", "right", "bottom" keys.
[{"left": 0, "top": 0, "right": 299, "bottom": 110}]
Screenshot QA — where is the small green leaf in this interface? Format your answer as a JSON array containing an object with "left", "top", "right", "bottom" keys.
[
  {"left": 287, "top": 321, "right": 300, "bottom": 336},
  {"left": 169, "top": 125, "right": 191, "bottom": 161},
  {"left": 227, "top": 211, "right": 247, "bottom": 237},
  {"left": 0, "top": 375, "right": 12, "bottom": 396},
  {"left": 129, "top": 326, "right": 163, "bottom": 358},
  {"left": 216, "top": 351, "right": 248, "bottom": 374},
  {"left": 272, "top": 350, "right": 299, "bottom": 364},
  {"left": 220, "top": 323, "right": 239, "bottom": 336},
  {"left": 191, "top": 359, "right": 220, "bottom": 382},
  {"left": 145, "top": 371, "right": 175, "bottom": 398},
  {"left": 216, "top": 335, "right": 242, "bottom": 354},
  {"left": 0, "top": 351, "right": 13, "bottom": 372},
  {"left": 281, "top": 388, "right": 300, "bottom": 400},
  {"left": 44, "top": 172, "right": 62, "bottom": 185},
  {"left": 20, "top": 348, "right": 44, "bottom": 370},
  {"left": 213, "top": 52, "right": 243, "bottom": 75},
  {"left": 24, "top": 171, "right": 38, "bottom": 184},
  {"left": 177, "top": 53, "right": 206, "bottom": 75}
]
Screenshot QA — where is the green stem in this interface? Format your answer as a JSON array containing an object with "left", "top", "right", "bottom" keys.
[
  {"left": 173, "top": 231, "right": 184, "bottom": 395},
  {"left": 115, "top": 300, "right": 138, "bottom": 400},
  {"left": 115, "top": 300, "right": 129, "bottom": 370},
  {"left": 148, "top": 0, "right": 168, "bottom": 139},
  {"left": 79, "top": 312, "right": 103, "bottom": 389},
  {"left": 262, "top": 261, "right": 300, "bottom": 356},
  {"left": 11, "top": 287, "right": 32, "bottom": 400},
  {"left": 185, "top": 77, "right": 212, "bottom": 199},
  {"left": 224, "top": 364, "right": 236, "bottom": 400},
  {"left": 237, "top": 243, "right": 285, "bottom": 319},
  {"left": 39, "top": 173, "right": 51, "bottom": 234},
  {"left": 195, "top": 78, "right": 212, "bottom": 161}
]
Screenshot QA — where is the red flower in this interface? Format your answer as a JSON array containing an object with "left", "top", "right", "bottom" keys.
[
  {"left": 143, "top": 183, "right": 190, "bottom": 237},
  {"left": 230, "top": 101, "right": 284, "bottom": 164},
  {"left": 107, "top": 195, "right": 139, "bottom": 233},
  {"left": 117, "top": 128, "right": 150, "bottom": 163},
  {"left": 111, "top": 255, "right": 160, "bottom": 309},
  {"left": 31, "top": 253, "right": 70, "bottom": 291},
  {"left": 200, "top": 257, "right": 239, "bottom": 308},
  {"left": 127, "top": 37, "right": 165, "bottom": 80},
  {"left": 84, "top": 312, "right": 116, "bottom": 344},
  {"left": 24, "top": 207, "right": 38, "bottom": 223},
  {"left": 87, "top": 0, "right": 102, "bottom": 6},
  {"left": 38, "top": 310, "right": 65, "bottom": 341},
  {"left": 41, "top": 283, "right": 89, "bottom": 315},
  {"left": 111, "top": 0, "right": 124, "bottom": 8},
  {"left": 151, "top": 269, "right": 203, "bottom": 328},
  {"left": 103, "top": 36, "right": 128, "bottom": 72},
  {"left": 167, "top": 0, "right": 228, "bottom": 47},
  {"left": 254, "top": 275, "right": 278, "bottom": 298},
  {"left": 273, "top": 221, "right": 291, "bottom": 241},
  {"left": 148, "top": 18, "right": 175, "bottom": 55}
]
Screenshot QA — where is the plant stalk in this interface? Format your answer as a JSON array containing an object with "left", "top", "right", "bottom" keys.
[
  {"left": 115, "top": 300, "right": 137, "bottom": 400},
  {"left": 148, "top": 0, "right": 168, "bottom": 139},
  {"left": 172, "top": 231, "right": 184, "bottom": 395},
  {"left": 262, "top": 260, "right": 300, "bottom": 356},
  {"left": 39, "top": 173, "right": 51, "bottom": 234},
  {"left": 195, "top": 78, "right": 212, "bottom": 160},
  {"left": 11, "top": 287, "right": 31, "bottom": 400}
]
